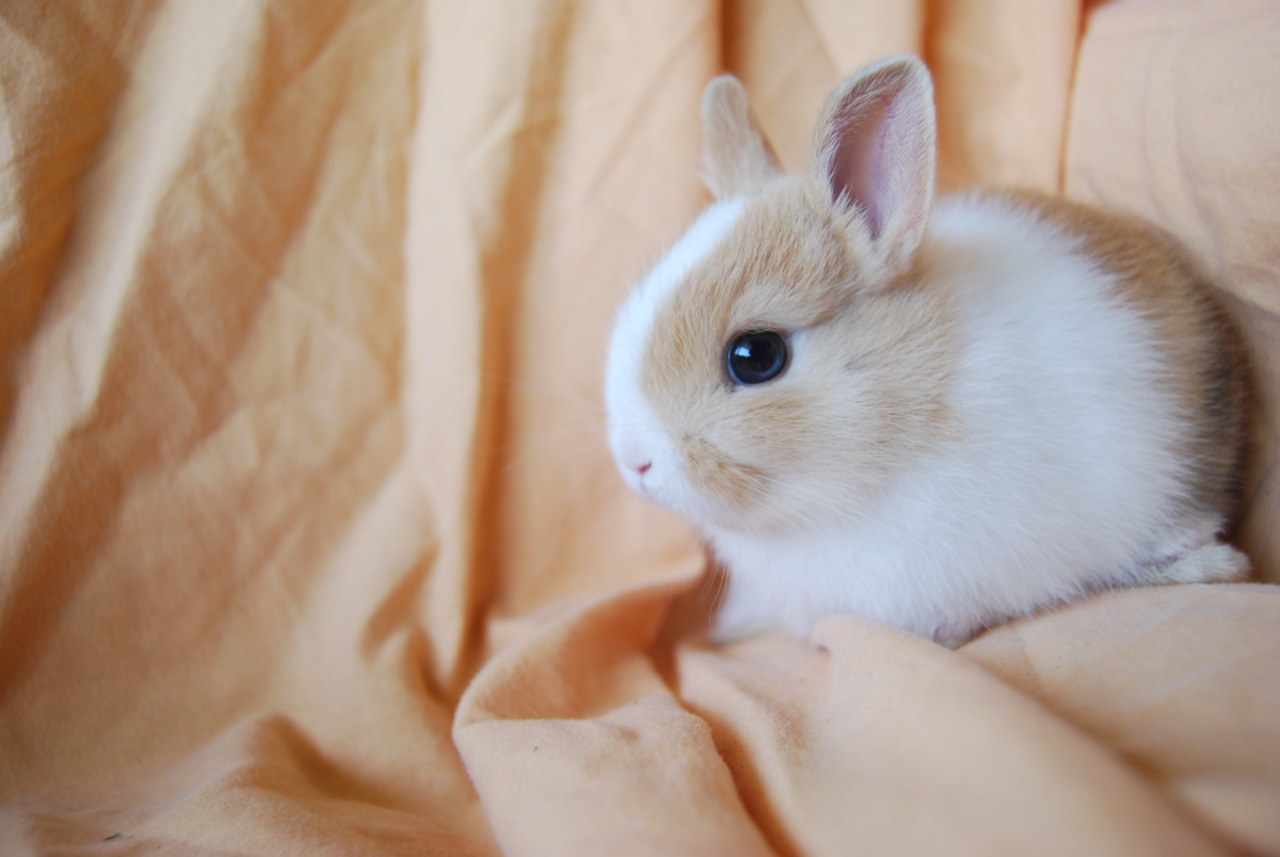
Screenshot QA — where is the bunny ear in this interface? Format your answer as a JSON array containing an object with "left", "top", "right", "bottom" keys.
[
  {"left": 812, "top": 56, "right": 936, "bottom": 269},
  {"left": 701, "top": 75, "right": 782, "bottom": 199}
]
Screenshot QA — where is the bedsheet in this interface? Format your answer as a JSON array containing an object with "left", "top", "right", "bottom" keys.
[{"left": 2, "top": 2, "right": 1278, "bottom": 854}]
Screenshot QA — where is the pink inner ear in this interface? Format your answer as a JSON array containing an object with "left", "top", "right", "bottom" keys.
[
  {"left": 819, "top": 60, "right": 935, "bottom": 262},
  {"left": 828, "top": 95, "right": 896, "bottom": 239}
]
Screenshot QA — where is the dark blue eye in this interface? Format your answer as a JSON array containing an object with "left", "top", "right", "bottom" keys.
[{"left": 726, "top": 331, "right": 788, "bottom": 385}]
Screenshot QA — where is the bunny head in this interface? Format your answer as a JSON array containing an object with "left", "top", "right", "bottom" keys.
[{"left": 605, "top": 57, "right": 956, "bottom": 534}]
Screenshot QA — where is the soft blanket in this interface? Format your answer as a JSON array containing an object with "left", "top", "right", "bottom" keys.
[{"left": 2, "top": 2, "right": 1277, "bottom": 855}]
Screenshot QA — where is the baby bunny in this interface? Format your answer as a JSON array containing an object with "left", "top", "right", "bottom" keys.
[{"left": 605, "top": 56, "right": 1248, "bottom": 647}]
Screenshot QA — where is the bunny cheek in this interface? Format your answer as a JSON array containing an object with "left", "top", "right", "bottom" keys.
[{"left": 676, "top": 434, "right": 766, "bottom": 516}]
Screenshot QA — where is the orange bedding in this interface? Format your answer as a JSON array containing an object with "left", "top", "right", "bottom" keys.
[{"left": 2, "top": 2, "right": 1278, "bottom": 854}]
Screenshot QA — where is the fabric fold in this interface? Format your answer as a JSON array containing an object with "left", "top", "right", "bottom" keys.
[{"left": 1, "top": 1, "right": 1278, "bottom": 854}]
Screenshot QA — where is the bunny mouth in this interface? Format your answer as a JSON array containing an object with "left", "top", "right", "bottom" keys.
[{"left": 631, "top": 472, "right": 658, "bottom": 503}]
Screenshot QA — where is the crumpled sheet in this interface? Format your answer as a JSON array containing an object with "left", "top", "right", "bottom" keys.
[{"left": 1, "top": 1, "right": 1278, "bottom": 855}]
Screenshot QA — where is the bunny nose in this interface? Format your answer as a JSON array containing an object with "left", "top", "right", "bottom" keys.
[{"left": 613, "top": 429, "right": 654, "bottom": 476}]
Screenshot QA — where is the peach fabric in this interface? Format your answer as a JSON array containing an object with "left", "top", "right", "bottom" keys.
[{"left": 1, "top": 2, "right": 1277, "bottom": 855}]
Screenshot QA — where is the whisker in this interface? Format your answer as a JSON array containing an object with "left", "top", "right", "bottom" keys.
[
  {"left": 495, "top": 425, "right": 611, "bottom": 476},
  {"left": 604, "top": 421, "right": 671, "bottom": 436},
  {"left": 485, "top": 373, "right": 607, "bottom": 414},
  {"left": 548, "top": 470, "right": 630, "bottom": 534},
  {"left": 749, "top": 471, "right": 874, "bottom": 529}
]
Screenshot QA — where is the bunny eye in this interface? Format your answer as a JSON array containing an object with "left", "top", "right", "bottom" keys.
[{"left": 726, "top": 331, "right": 789, "bottom": 386}]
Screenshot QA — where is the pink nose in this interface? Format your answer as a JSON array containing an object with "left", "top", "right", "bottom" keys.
[{"left": 614, "top": 430, "right": 653, "bottom": 476}]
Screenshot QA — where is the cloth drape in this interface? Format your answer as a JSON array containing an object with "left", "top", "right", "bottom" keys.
[{"left": 2, "top": 2, "right": 1277, "bottom": 854}]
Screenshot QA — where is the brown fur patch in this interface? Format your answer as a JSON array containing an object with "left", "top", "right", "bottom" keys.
[
  {"left": 999, "top": 189, "right": 1248, "bottom": 526},
  {"left": 638, "top": 177, "right": 959, "bottom": 521}
]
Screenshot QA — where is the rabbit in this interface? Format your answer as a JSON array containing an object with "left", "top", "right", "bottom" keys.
[{"left": 604, "top": 56, "right": 1249, "bottom": 647}]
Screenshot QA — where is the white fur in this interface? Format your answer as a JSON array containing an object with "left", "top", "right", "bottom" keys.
[
  {"left": 606, "top": 198, "right": 746, "bottom": 512},
  {"left": 609, "top": 193, "right": 1229, "bottom": 645}
]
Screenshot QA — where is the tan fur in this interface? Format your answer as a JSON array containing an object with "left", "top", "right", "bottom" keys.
[
  {"left": 999, "top": 189, "right": 1248, "bottom": 532},
  {"left": 701, "top": 76, "right": 781, "bottom": 199},
  {"left": 638, "top": 177, "right": 959, "bottom": 523}
]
